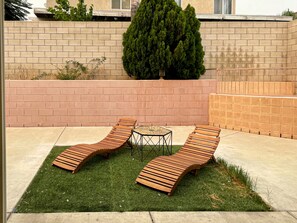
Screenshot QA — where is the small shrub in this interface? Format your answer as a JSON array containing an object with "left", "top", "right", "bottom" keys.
[
  {"left": 32, "top": 57, "right": 106, "bottom": 80},
  {"left": 55, "top": 60, "right": 87, "bottom": 80},
  {"left": 31, "top": 72, "right": 51, "bottom": 80}
]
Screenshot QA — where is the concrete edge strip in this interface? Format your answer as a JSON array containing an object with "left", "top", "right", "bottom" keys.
[
  {"left": 220, "top": 131, "right": 240, "bottom": 138},
  {"left": 287, "top": 212, "right": 297, "bottom": 221},
  {"left": 53, "top": 126, "right": 67, "bottom": 146},
  {"left": 7, "top": 127, "right": 66, "bottom": 218},
  {"left": 149, "top": 211, "right": 155, "bottom": 223},
  {"left": 6, "top": 212, "right": 12, "bottom": 221}
]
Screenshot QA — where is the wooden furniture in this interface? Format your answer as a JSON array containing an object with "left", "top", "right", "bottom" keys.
[
  {"left": 135, "top": 125, "right": 221, "bottom": 195},
  {"left": 131, "top": 126, "right": 172, "bottom": 161},
  {"left": 52, "top": 118, "right": 137, "bottom": 173}
]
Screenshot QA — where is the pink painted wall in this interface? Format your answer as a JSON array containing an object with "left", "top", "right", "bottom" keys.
[{"left": 5, "top": 80, "right": 217, "bottom": 127}]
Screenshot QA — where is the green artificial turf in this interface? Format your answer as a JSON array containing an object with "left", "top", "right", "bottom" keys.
[{"left": 16, "top": 146, "right": 270, "bottom": 212}]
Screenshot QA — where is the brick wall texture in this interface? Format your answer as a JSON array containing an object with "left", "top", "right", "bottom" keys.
[
  {"left": 288, "top": 20, "right": 297, "bottom": 82},
  {"left": 200, "top": 21, "right": 289, "bottom": 81},
  {"left": 217, "top": 82, "right": 295, "bottom": 96},
  {"left": 3, "top": 20, "right": 297, "bottom": 83},
  {"left": 209, "top": 94, "right": 297, "bottom": 139},
  {"left": 4, "top": 21, "right": 129, "bottom": 80},
  {"left": 4, "top": 20, "right": 297, "bottom": 138},
  {"left": 5, "top": 80, "right": 216, "bottom": 127}
]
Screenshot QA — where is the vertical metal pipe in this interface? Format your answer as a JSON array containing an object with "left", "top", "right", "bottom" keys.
[{"left": 0, "top": 0, "right": 7, "bottom": 222}]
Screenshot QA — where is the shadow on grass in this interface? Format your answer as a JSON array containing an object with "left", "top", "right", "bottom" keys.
[{"left": 16, "top": 146, "right": 270, "bottom": 213}]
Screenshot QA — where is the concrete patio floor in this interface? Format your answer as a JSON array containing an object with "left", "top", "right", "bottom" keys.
[{"left": 5, "top": 126, "right": 297, "bottom": 222}]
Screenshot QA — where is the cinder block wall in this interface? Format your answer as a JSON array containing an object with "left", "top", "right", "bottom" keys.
[
  {"left": 5, "top": 80, "right": 216, "bottom": 127},
  {"left": 4, "top": 21, "right": 129, "bottom": 80},
  {"left": 4, "top": 21, "right": 295, "bottom": 82},
  {"left": 209, "top": 94, "right": 297, "bottom": 139},
  {"left": 287, "top": 20, "right": 297, "bottom": 92},
  {"left": 217, "top": 82, "right": 295, "bottom": 95},
  {"left": 200, "top": 21, "right": 289, "bottom": 81}
]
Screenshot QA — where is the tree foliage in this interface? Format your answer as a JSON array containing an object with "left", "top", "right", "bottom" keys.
[
  {"left": 122, "top": 0, "right": 205, "bottom": 79},
  {"left": 48, "top": 0, "right": 93, "bottom": 21},
  {"left": 5, "top": 0, "right": 32, "bottom": 20},
  {"left": 282, "top": 9, "right": 297, "bottom": 20}
]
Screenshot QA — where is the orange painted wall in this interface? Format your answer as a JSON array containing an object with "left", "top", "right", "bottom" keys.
[{"left": 209, "top": 94, "right": 297, "bottom": 139}]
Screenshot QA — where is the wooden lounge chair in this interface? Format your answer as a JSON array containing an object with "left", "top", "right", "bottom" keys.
[
  {"left": 52, "top": 118, "right": 137, "bottom": 173},
  {"left": 135, "top": 125, "right": 221, "bottom": 195}
]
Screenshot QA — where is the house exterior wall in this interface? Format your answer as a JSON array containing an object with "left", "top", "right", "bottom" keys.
[
  {"left": 46, "top": 0, "right": 235, "bottom": 14},
  {"left": 47, "top": 0, "right": 111, "bottom": 11},
  {"left": 182, "top": 0, "right": 236, "bottom": 14},
  {"left": 182, "top": 0, "right": 214, "bottom": 14}
]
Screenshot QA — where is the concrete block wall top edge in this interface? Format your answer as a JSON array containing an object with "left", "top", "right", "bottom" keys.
[
  {"left": 210, "top": 93, "right": 297, "bottom": 99},
  {"left": 5, "top": 79, "right": 217, "bottom": 80}
]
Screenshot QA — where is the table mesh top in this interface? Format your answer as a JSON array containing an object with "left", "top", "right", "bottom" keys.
[{"left": 133, "top": 126, "right": 171, "bottom": 136}]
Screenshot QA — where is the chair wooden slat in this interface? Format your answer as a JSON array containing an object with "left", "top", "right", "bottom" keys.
[
  {"left": 52, "top": 118, "right": 136, "bottom": 173},
  {"left": 136, "top": 125, "right": 221, "bottom": 196}
]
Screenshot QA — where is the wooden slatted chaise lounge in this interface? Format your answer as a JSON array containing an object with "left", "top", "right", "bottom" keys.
[
  {"left": 135, "top": 125, "right": 221, "bottom": 195},
  {"left": 52, "top": 118, "right": 137, "bottom": 173}
]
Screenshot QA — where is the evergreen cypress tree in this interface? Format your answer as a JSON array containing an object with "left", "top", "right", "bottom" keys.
[
  {"left": 170, "top": 5, "right": 205, "bottom": 79},
  {"left": 5, "top": 0, "right": 32, "bottom": 20},
  {"left": 122, "top": 0, "right": 205, "bottom": 79}
]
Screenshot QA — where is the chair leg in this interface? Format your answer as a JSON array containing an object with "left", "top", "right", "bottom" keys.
[
  {"left": 191, "top": 169, "right": 199, "bottom": 176},
  {"left": 210, "top": 156, "right": 216, "bottom": 163},
  {"left": 127, "top": 140, "right": 133, "bottom": 149},
  {"left": 127, "top": 140, "right": 134, "bottom": 156},
  {"left": 191, "top": 166, "right": 202, "bottom": 176},
  {"left": 102, "top": 153, "right": 110, "bottom": 159}
]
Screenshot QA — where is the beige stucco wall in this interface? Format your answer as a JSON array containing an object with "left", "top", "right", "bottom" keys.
[
  {"left": 47, "top": 0, "right": 111, "bottom": 11},
  {"left": 182, "top": 0, "right": 237, "bottom": 14},
  {"left": 88, "top": 0, "right": 111, "bottom": 10},
  {"left": 46, "top": 0, "right": 236, "bottom": 14},
  {"left": 182, "top": 0, "right": 213, "bottom": 14}
]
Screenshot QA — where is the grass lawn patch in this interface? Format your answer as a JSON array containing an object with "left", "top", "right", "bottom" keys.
[{"left": 16, "top": 146, "right": 270, "bottom": 212}]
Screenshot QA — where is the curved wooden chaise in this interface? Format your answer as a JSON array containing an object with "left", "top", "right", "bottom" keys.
[
  {"left": 136, "top": 125, "right": 221, "bottom": 195},
  {"left": 52, "top": 118, "right": 137, "bottom": 173}
]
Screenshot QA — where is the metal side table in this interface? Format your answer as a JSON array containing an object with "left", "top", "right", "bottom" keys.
[{"left": 131, "top": 126, "right": 172, "bottom": 161}]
